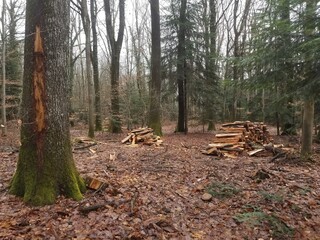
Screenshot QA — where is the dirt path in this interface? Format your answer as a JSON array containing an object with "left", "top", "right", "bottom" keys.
[{"left": 0, "top": 122, "right": 320, "bottom": 239}]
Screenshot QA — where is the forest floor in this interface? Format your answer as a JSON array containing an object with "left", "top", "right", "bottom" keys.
[{"left": 0, "top": 120, "right": 320, "bottom": 240}]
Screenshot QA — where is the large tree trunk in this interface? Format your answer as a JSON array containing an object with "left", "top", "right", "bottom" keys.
[
  {"left": 301, "top": 0, "right": 317, "bottom": 158},
  {"left": 104, "top": 0, "right": 125, "bottom": 133},
  {"left": 9, "top": 0, "right": 86, "bottom": 206},
  {"left": 176, "top": 0, "right": 187, "bottom": 133},
  {"left": 90, "top": 0, "right": 102, "bottom": 131},
  {"left": 148, "top": 0, "right": 162, "bottom": 136}
]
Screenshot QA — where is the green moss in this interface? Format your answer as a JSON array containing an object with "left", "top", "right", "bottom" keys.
[
  {"left": 61, "top": 168, "right": 86, "bottom": 201},
  {"left": 26, "top": 182, "right": 57, "bottom": 206},
  {"left": 149, "top": 122, "right": 162, "bottom": 136},
  {"left": 259, "top": 191, "right": 284, "bottom": 203},
  {"left": 9, "top": 138, "right": 85, "bottom": 206},
  {"left": 207, "top": 121, "right": 216, "bottom": 131},
  {"left": 234, "top": 211, "right": 294, "bottom": 239},
  {"left": 109, "top": 116, "right": 122, "bottom": 133},
  {"left": 206, "top": 182, "right": 241, "bottom": 199}
]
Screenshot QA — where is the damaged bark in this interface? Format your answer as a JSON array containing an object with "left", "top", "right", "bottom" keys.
[{"left": 9, "top": 0, "right": 86, "bottom": 206}]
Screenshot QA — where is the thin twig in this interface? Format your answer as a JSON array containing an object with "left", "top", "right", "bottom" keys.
[{"left": 73, "top": 142, "right": 97, "bottom": 150}]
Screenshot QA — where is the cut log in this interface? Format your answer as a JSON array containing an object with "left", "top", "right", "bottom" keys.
[
  {"left": 136, "top": 128, "right": 154, "bottom": 135},
  {"left": 122, "top": 127, "right": 162, "bottom": 146},
  {"left": 220, "top": 127, "right": 245, "bottom": 133},
  {"left": 215, "top": 133, "right": 242, "bottom": 138},
  {"left": 121, "top": 134, "right": 134, "bottom": 144},
  {"left": 202, "top": 148, "right": 223, "bottom": 156},
  {"left": 130, "top": 127, "right": 153, "bottom": 134},
  {"left": 137, "top": 133, "right": 154, "bottom": 141},
  {"left": 208, "top": 143, "right": 234, "bottom": 149},
  {"left": 221, "top": 147, "right": 244, "bottom": 152},
  {"left": 131, "top": 135, "right": 136, "bottom": 145},
  {"left": 212, "top": 136, "right": 241, "bottom": 144},
  {"left": 85, "top": 177, "right": 108, "bottom": 190},
  {"left": 203, "top": 121, "right": 273, "bottom": 158},
  {"left": 223, "top": 153, "right": 238, "bottom": 158},
  {"left": 248, "top": 149, "right": 264, "bottom": 156},
  {"left": 221, "top": 121, "right": 247, "bottom": 127}
]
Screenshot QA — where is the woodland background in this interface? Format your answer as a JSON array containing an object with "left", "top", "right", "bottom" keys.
[
  {"left": 0, "top": 0, "right": 319, "bottom": 140},
  {"left": 0, "top": 1, "right": 320, "bottom": 239}
]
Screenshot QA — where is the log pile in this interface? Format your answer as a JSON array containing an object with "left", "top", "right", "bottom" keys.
[
  {"left": 121, "top": 127, "right": 163, "bottom": 146},
  {"left": 203, "top": 121, "right": 273, "bottom": 157},
  {"left": 0, "top": 80, "right": 22, "bottom": 120}
]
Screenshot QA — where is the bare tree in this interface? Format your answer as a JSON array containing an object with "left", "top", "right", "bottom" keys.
[
  {"left": 1, "top": 0, "right": 7, "bottom": 135},
  {"left": 231, "top": 0, "right": 252, "bottom": 121},
  {"left": 90, "top": 0, "right": 102, "bottom": 131},
  {"left": 149, "top": 0, "right": 162, "bottom": 135},
  {"left": 78, "top": 0, "right": 95, "bottom": 137},
  {"left": 176, "top": 0, "right": 188, "bottom": 133},
  {"left": 203, "top": 0, "right": 218, "bottom": 130},
  {"left": 104, "top": 0, "right": 125, "bottom": 133}
]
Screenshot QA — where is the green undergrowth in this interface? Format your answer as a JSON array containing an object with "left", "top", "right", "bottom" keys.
[
  {"left": 234, "top": 211, "right": 294, "bottom": 239},
  {"left": 259, "top": 191, "right": 284, "bottom": 203},
  {"left": 206, "top": 182, "right": 241, "bottom": 199}
]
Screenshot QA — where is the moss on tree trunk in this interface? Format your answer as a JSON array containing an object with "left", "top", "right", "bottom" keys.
[
  {"left": 149, "top": 0, "right": 162, "bottom": 137},
  {"left": 9, "top": 0, "right": 86, "bottom": 206},
  {"left": 9, "top": 136, "right": 86, "bottom": 206}
]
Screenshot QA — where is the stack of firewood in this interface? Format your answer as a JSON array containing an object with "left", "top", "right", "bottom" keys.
[
  {"left": 203, "top": 121, "right": 273, "bottom": 157},
  {"left": 121, "top": 127, "right": 163, "bottom": 146}
]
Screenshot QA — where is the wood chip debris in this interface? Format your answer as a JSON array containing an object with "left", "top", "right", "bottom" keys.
[
  {"left": 85, "top": 176, "right": 108, "bottom": 190},
  {"left": 121, "top": 127, "right": 163, "bottom": 146}
]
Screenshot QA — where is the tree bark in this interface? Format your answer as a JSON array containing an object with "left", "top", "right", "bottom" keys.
[
  {"left": 301, "top": 0, "right": 317, "bottom": 157},
  {"left": 206, "top": 0, "right": 217, "bottom": 130},
  {"left": 80, "top": 0, "right": 95, "bottom": 138},
  {"left": 176, "top": 0, "right": 187, "bottom": 133},
  {"left": 9, "top": 0, "right": 86, "bottom": 206},
  {"left": 301, "top": 97, "right": 314, "bottom": 157},
  {"left": 90, "top": 0, "right": 102, "bottom": 131},
  {"left": 1, "top": 0, "right": 7, "bottom": 135},
  {"left": 232, "top": 0, "right": 251, "bottom": 121},
  {"left": 104, "top": 0, "right": 125, "bottom": 133},
  {"left": 148, "top": 0, "right": 162, "bottom": 136}
]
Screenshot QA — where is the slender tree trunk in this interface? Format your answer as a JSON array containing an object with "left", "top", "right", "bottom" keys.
[
  {"left": 9, "top": 0, "right": 86, "bottom": 206},
  {"left": 232, "top": 0, "right": 251, "bottom": 121},
  {"left": 68, "top": 18, "right": 79, "bottom": 115},
  {"left": 76, "top": 17, "right": 86, "bottom": 109},
  {"left": 262, "top": 88, "right": 265, "bottom": 122},
  {"left": 301, "top": 97, "right": 314, "bottom": 157},
  {"left": 1, "top": 0, "right": 7, "bottom": 136},
  {"left": 177, "top": 0, "right": 187, "bottom": 133},
  {"left": 110, "top": 50, "right": 121, "bottom": 132},
  {"left": 149, "top": 0, "right": 162, "bottom": 136},
  {"left": 90, "top": 0, "right": 102, "bottom": 131},
  {"left": 207, "top": 0, "right": 217, "bottom": 130},
  {"left": 80, "top": 0, "right": 95, "bottom": 138}
]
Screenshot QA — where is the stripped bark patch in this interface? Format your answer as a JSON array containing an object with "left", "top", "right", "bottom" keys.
[
  {"left": 33, "top": 25, "right": 46, "bottom": 169},
  {"left": 33, "top": 25, "right": 45, "bottom": 133}
]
